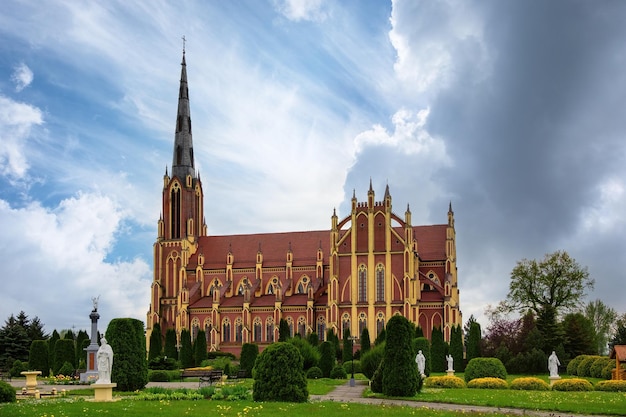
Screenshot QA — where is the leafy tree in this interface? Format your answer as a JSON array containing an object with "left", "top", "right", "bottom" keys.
[
  {"left": 502, "top": 251, "right": 594, "bottom": 316},
  {"left": 239, "top": 343, "right": 259, "bottom": 377},
  {"left": 148, "top": 323, "right": 163, "bottom": 361},
  {"left": 253, "top": 342, "right": 308, "bottom": 402},
  {"left": 278, "top": 319, "right": 290, "bottom": 342},
  {"left": 28, "top": 340, "right": 48, "bottom": 374},
  {"left": 342, "top": 327, "right": 352, "bottom": 363},
  {"left": 318, "top": 341, "right": 335, "bottom": 378},
  {"left": 360, "top": 327, "right": 371, "bottom": 354},
  {"left": 466, "top": 320, "right": 482, "bottom": 362},
  {"left": 382, "top": 316, "right": 419, "bottom": 396},
  {"left": 193, "top": 330, "right": 207, "bottom": 366},
  {"left": 483, "top": 312, "right": 522, "bottom": 358},
  {"left": 105, "top": 318, "right": 148, "bottom": 391},
  {"left": 449, "top": 325, "right": 464, "bottom": 371},
  {"left": 584, "top": 299, "right": 617, "bottom": 355},
  {"left": 562, "top": 312, "right": 596, "bottom": 357},
  {"left": 164, "top": 328, "right": 177, "bottom": 360},
  {"left": 53, "top": 339, "right": 75, "bottom": 374},
  {"left": 430, "top": 326, "right": 446, "bottom": 372},
  {"left": 610, "top": 313, "right": 626, "bottom": 349},
  {"left": 179, "top": 329, "right": 193, "bottom": 368}
]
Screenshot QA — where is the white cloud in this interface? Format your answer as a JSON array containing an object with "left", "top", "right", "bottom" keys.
[
  {"left": 11, "top": 63, "right": 34, "bottom": 92},
  {"left": 0, "top": 193, "right": 151, "bottom": 332},
  {"left": 0, "top": 95, "right": 43, "bottom": 179},
  {"left": 273, "top": 0, "right": 329, "bottom": 22},
  {"left": 579, "top": 177, "right": 626, "bottom": 233}
]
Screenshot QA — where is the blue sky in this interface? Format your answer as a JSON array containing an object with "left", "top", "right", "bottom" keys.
[{"left": 1, "top": 0, "right": 625, "bottom": 335}]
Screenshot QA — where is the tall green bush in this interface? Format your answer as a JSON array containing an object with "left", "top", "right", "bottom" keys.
[
  {"left": 464, "top": 357, "right": 507, "bottom": 383},
  {"left": 342, "top": 328, "right": 352, "bottom": 363},
  {"left": 48, "top": 330, "right": 60, "bottom": 374},
  {"left": 382, "top": 316, "right": 420, "bottom": 397},
  {"left": 360, "top": 327, "right": 371, "bottom": 354},
  {"left": 28, "top": 340, "right": 48, "bottom": 374},
  {"left": 288, "top": 337, "right": 320, "bottom": 370},
  {"left": 105, "top": 318, "right": 148, "bottom": 391},
  {"left": 164, "top": 328, "right": 177, "bottom": 360},
  {"left": 239, "top": 343, "right": 259, "bottom": 377},
  {"left": 318, "top": 341, "right": 335, "bottom": 377},
  {"left": 431, "top": 326, "right": 446, "bottom": 372},
  {"left": 75, "top": 330, "right": 89, "bottom": 367},
  {"left": 53, "top": 339, "right": 75, "bottom": 374},
  {"left": 179, "top": 329, "right": 193, "bottom": 368},
  {"left": 149, "top": 323, "right": 163, "bottom": 361},
  {"left": 449, "top": 325, "right": 464, "bottom": 372},
  {"left": 253, "top": 342, "right": 308, "bottom": 402},
  {"left": 194, "top": 330, "right": 207, "bottom": 366},
  {"left": 466, "top": 321, "right": 482, "bottom": 362},
  {"left": 361, "top": 341, "right": 384, "bottom": 380},
  {"left": 412, "top": 337, "right": 431, "bottom": 376},
  {"left": 278, "top": 319, "right": 290, "bottom": 342}
]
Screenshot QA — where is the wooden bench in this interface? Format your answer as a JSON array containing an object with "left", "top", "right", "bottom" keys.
[
  {"left": 229, "top": 370, "right": 248, "bottom": 380},
  {"left": 180, "top": 369, "right": 223, "bottom": 386}
]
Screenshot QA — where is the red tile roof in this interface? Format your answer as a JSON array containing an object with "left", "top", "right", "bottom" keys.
[{"left": 610, "top": 345, "right": 626, "bottom": 361}]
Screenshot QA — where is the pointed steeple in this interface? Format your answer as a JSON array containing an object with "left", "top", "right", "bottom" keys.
[{"left": 171, "top": 48, "right": 195, "bottom": 180}]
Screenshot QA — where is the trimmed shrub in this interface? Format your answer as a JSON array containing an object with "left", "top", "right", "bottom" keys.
[
  {"left": 577, "top": 355, "right": 601, "bottom": 378},
  {"left": 148, "top": 356, "right": 178, "bottom": 370},
  {"left": 370, "top": 360, "right": 384, "bottom": 393},
  {"left": 566, "top": 355, "right": 588, "bottom": 376},
  {"left": 342, "top": 360, "right": 361, "bottom": 375},
  {"left": 252, "top": 342, "right": 308, "bottom": 402},
  {"left": 551, "top": 378, "right": 593, "bottom": 391},
  {"left": 288, "top": 337, "right": 320, "bottom": 370},
  {"left": 589, "top": 357, "right": 611, "bottom": 378},
  {"left": 148, "top": 370, "right": 170, "bottom": 382},
  {"left": 29, "top": 340, "right": 49, "bottom": 375},
  {"left": 464, "top": 357, "right": 507, "bottom": 383},
  {"left": 193, "top": 330, "right": 207, "bottom": 366},
  {"left": 360, "top": 342, "right": 384, "bottom": 380},
  {"left": 239, "top": 343, "right": 259, "bottom": 377},
  {"left": 148, "top": 323, "right": 163, "bottom": 361},
  {"left": 468, "top": 377, "right": 508, "bottom": 389},
  {"left": 449, "top": 325, "right": 464, "bottom": 372},
  {"left": 306, "top": 366, "right": 323, "bottom": 379},
  {"left": 0, "top": 380, "right": 16, "bottom": 403},
  {"left": 430, "top": 326, "right": 446, "bottom": 372},
  {"left": 360, "top": 327, "right": 371, "bottom": 354},
  {"left": 601, "top": 361, "right": 616, "bottom": 380},
  {"left": 9, "top": 360, "right": 27, "bottom": 378},
  {"left": 206, "top": 351, "right": 236, "bottom": 360},
  {"left": 307, "top": 332, "right": 319, "bottom": 347},
  {"left": 57, "top": 361, "right": 74, "bottom": 376},
  {"left": 106, "top": 318, "right": 148, "bottom": 391},
  {"left": 595, "top": 380, "right": 626, "bottom": 392},
  {"left": 318, "top": 341, "right": 335, "bottom": 378},
  {"left": 412, "top": 337, "right": 431, "bottom": 376},
  {"left": 53, "top": 339, "right": 75, "bottom": 374},
  {"left": 382, "top": 315, "right": 420, "bottom": 397},
  {"left": 330, "top": 364, "right": 347, "bottom": 379},
  {"left": 179, "top": 329, "right": 193, "bottom": 368},
  {"left": 510, "top": 377, "right": 550, "bottom": 391},
  {"left": 164, "top": 329, "right": 178, "bottom": 360},
  {"left": 424, "top": 376, "right": 466, "bottom": 389}
]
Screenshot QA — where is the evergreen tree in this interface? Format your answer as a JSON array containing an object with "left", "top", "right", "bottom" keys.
[
  {"left": 53, "top": 339, "right": 75, "bottom": 374},
  {"left": 179, "top": 329, "right": 193, "bottom": 368},
  {"left": 306, "top": 332, "right": 319, "bottom": 347},
  {"left": 415, "top": 326, "right": 424, "bottom": 338},
  {"left": 0, "top": 314, "right": 30, "bottom": 370},
  {"left": 278, "top": 319, "right": 290, "bottom": 342},
  {"left": 449, "top": 325, "right": 464, "bottom": 371},
  {"left": 536, "top": 305, "right": 564, "bottom": 354},
  {"left": 239, "top": 343, "right": 259, "bottom": 377},
  {"left": 318, "top": 341, "right": 335, "bottom": 378},
  {"left": 27, "top": 317, "right": 48, "bottom": 341},
  {"left": 374, "top": 328, "right": 386, "bottom": 345},
  {"left": 610, "top": 314, "right": 626, "bottom": 349},
  {"left": 63, "top": 329, "right": 75, "bottom": 341},
  {"left": 253, "top": 342, "right": 308, "bottom": 402},
  {"left": 193, "top": 330, "right": 207, "bottom": 366},
  {"left": 28, "top": 340, "right": 49, "bottom": 374},
  {"left": 48, "top": 330, "right": 60, "bottom": 374},
  {"left": 431, "top": 326, "right": 446, "bottom": 372},
  {"left": 561, "top": 312, "right": 596, "bottom": 357},
  {"left": 149, "top": 323, "right": 163, "bottom": 360},
  {"left": 105, "top": 318, "right": 148, "bottom": 391},
  {"left": 75, "top": 330, "right": 89, "bottom": 368},
  {"left": 342, "top": 327, "right": 352, "bottom": 363},
  {"left": 466, "top": 321, "right": 482, "bottom": 362},
  {"left": 412, "top": 337, "right": 431, "bottom": 376},
  {"left": 360, "top": 327, "right": 371, "bottom": 355},
  {"left": 382, "top": 316, "right": 419, "bottom": 396},
  {"left": 164, "top": 329, "right": 178, "bottom": 360},
  {"left": 326, "top": 328, "right": 341, "bottom": 360}
]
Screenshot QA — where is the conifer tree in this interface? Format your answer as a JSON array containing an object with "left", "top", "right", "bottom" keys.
[
  {"left": 360, "top": 327, "right": 371, "bottom": 354},
  {"left": 149, "top": 323, "right": 163, "bottom": 360},
  {"left": 466, "top": 321, "right": 482, "bottom": 362},
  {"left": 164, "top": 329, "right": 178, "bottom": 360},
  {"left": 382, "top": 316, "right": 419, "bottom": 396},
  {"left": 342, "top": 328, "right": 352, "bottom": 363},
  {"left": 179, "top": 329, "right": 193, "bottom": 368},
  {"left": 193, "top": 330, "right": 207, "bottom": 366},
  {"left": 278, "top": 319, "right": 290, "bottom": 342},
  {"left": 431, "top": 326, "right": 446, "bottom": 372},
  {"left": 449, "top": 325, "right": 464, "bottom": 371}
]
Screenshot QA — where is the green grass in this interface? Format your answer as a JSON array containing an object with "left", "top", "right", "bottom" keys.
[
  {"left": 307, "top": 378, "right": 346, "bottom": 395},
  {"left": 0, "top": 399, "right": 518, "bottom": 417}
]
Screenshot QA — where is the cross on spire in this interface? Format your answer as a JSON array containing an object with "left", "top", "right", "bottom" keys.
[{"left": 182, "top": 35, "right": 186, "bottom": 53}]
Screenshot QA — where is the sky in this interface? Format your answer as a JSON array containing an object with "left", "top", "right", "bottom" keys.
[{"left": 1, "top": 0, "right": 625, "bottom": 336}]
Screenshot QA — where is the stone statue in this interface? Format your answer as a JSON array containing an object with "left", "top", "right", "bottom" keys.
[
  {"left": 415, "top": 350, "right": 426, "bottom": 376},
  {"left": 96, "top": 336, "right": 114, "bottom": 384},
  {"left": 548, "top": 351, "right": 560, "bottom": 377},
  {"left": 446, "top": 354, "right": 454, "bottom": 372},
  {"left": 91, "top": 295, "right": 100, "bottom": 312}
]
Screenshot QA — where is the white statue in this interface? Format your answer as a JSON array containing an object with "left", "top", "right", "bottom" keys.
[
  {"left": 96, "top": 336, "right": 114, "bottom": 384},
  {"left": 446, "top": 354, "right": 454, "bottom": 372},
  {"left": 415, "top": 350, "right": 426, "bottom": 376},
  {"left": 548, "top": 351, "right": 560, "bottom": 377}
]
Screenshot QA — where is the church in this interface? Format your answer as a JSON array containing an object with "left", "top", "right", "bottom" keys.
[{"left": 146, "top": 51, "right": 462, "bottom": 357}]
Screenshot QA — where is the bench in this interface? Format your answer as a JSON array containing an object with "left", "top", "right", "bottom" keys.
[
  {"left": 180, "top": 369, "right": 223, "bottom": 386},
  {"left": 229, "top": 370, "right": 248, "bottom": 380}
]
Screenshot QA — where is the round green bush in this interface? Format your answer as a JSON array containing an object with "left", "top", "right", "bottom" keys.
[
  {"left": 467, "top": 377, "right": 508, "bottom": 389},
  {"left": 342, "top": 360, "right": 361, "bottom": 375},
  {"left": 9, "top": 360, "right": 27, "bottom": 378},
  {"left": 288, "top": 337, "right": 320, "bottom": 370},
  {"left": 577, "top": 356, "right": 601, "bottom": 378},
  {"left": 252, "top": 342, "right": 308, "bottom": 402},
  {"left": 148, "top": 370, "right": 170, "bottom": 382},
  {"left": 566, "top": 355, "right": 588, "bottom": 376},
  {"left": 423, "top": 376, "right": 466, "bottom": 388},
  {"left": 57, "top": 361, "right": 74, "bottom": 377},
  {"left": 464, "top": 357, "right": 507, "bottom": 383},
  {"left": 589, "top": 357, "right": 611, "bottom": 378},
  {"left": 306, "top": 366, "right": 323, "bottom": 379},
  {"left": 330, "top": 364, "right": 347, "bottom": 379},
  {"left": 510, "top": 377, "right": 550, "bottom": 391},
  {"left": 601, "top": 362, "right": 616, "bottom": 380},
  {"left": 0, "top": 381, "right": 16, "bottom": 403},
  {"left": 595, "top": 380, "right": 626, "bottom": 392},
  {"left": 551, "top": 378, "right": 593, "bottom": 392}
]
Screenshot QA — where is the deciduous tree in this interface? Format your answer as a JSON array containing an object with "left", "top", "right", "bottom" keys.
[{"left": 584, "top": 299, "right": 617, "bottom": 355}]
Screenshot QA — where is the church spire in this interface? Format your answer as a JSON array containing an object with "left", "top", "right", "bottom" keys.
[{"left": 171, "top": 45, "right": 195, "bottom": 180}]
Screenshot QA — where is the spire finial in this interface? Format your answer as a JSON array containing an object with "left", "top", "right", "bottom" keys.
[{"left": 182, "top": 35, "right": 186, "bottom": 54}]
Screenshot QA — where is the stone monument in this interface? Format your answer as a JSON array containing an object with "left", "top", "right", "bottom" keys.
[
  {"left": 415, "top": 350, "right": 426, "bottom": 378},
  {"left": 446, "top": 354, "right": 455, "bottom": 376},
  {"left": 548, "top": 350, "right": 561, "bottom": 386},
  {"left": 93, "top": 336, "right": 116, "bottom": 401},
  {"left": 80, "top": 296, "right": 100, "bottom": 383}
]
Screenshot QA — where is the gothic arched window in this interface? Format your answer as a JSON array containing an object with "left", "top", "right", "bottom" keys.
[{"left": 358, "top": 264, "right": 367, "bottom": 302}]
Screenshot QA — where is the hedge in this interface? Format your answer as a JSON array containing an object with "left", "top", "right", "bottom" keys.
[
  {"left": 467, "top": 377, "right": 508, "bottom": 389},
  {"left": 423, "top": 376, "right": 466, "bottom": 389},
  {"left": 595, "top": 380, "right": 626, "bottom": 392},
  {"left": 510, "top": 377, "right": 550, "bottom": 391},
  {"left": 551, "top": 378, "right": 593, "bottom": 391}
]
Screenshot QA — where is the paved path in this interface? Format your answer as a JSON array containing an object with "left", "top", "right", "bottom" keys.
[{"left": 8, "top": 378, "right": 619, "bottom": 417}]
